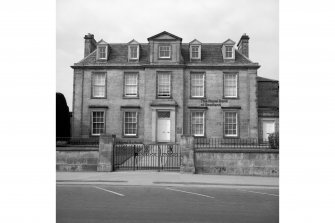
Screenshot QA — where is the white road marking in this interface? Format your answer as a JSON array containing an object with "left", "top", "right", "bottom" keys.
[
  {"left": 166, "top": 187, "right": 215, "bottom": 198},
  {"left": 237, "top": 189, "right": 279, "bottom": 197},
  {"left": 93, "top": 186, "right": 125, "bottom": 197}
]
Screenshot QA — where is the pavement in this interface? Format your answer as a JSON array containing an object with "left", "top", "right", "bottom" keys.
[{"left": 56, "top": 171, "right": 279, "bottom": 188}]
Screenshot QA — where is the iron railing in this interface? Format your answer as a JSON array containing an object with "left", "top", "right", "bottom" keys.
[
  {"left": 113, "top": 143, "right": 181, "bottom": 171},
  {"left": 56, "top": 137, "right": 99, "bottom": 146},
  {"left": 194, "top": 138, "right": 270, "bottom": 149}
]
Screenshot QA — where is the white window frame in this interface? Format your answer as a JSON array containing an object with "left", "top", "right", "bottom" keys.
[
  {"left": 225, "top": 45, "right": 233, "bottom": 58},
  {"left": 129, "top": 45, "right": 139, "bottom": 60},
  {"left": 124, "top": 73, "right": 138, "bottom": 97},
  {"left": 223, "top": 73, "right": 238, "bottom": 98},
  {"left": 191, "top": 111, "right": 205, "bottom": 137},
  {"left": 91, "top": 111, "right": 105, "bottom": 136},
  {"left": 92, "top": 72, "right": 106, "bottom": 98},
  {"left": 223, "top": 111, "right": 238, "bottom": 137},
  {"left": 157, "top": 72, "right": 171, "bottom": 97},
  {"left": 190, "top": 45, "right": 201, "bottom": 59},
  {"left": 98, "top": 46, "right": 108, "bottom": 59},
  {"left": 124, "top": 111, "right": 138, "bottom": 136},
  {"left": 159, "top": 45, "right": 171, "bottom": 59},
  {"left": 191, "top": 73, "right": 205, "bottom": 98}
]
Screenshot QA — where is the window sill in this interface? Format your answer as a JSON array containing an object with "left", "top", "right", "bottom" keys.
[
  {"left": 123, "top": 96, "right": 139, "bottom": 99},
  {"left": 91, "top": 97, "right": 107, "bottom": 99},
  {"left": 156, "top": 96, "right": 172, "bottom": 99},
  {"left": 223, "top": 135, "right": 239, "bottom": 139},
  {"left": 122, "top": 135, "right": 139, "bottom": 138},
  {"left": 90, "top": 134, "right": 102, "bottom": 137},
  {"left": 222, "top": 97, "right": 239, "bottom": 100},
  {"left": 190, "top": 96, "right": 206, "bottom": 99}
]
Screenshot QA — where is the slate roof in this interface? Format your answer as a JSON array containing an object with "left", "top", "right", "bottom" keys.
[
  {"left": 74, "top": 43, "right": 256, "bottom": 66},
  {"left": 257, "top": 76, "right": 279, "bottom": 109},
  {"left": 257, "top": 76, "right": 278, "bottom": 82}
]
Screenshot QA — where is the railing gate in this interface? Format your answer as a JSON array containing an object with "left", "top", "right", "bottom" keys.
[{"left": 113, "top": 143, "right": 181, "bottom": 171}]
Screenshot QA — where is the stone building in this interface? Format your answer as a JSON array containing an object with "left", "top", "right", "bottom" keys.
[{"left": 71, "top": 31, "right": 262, "bottom": 143}]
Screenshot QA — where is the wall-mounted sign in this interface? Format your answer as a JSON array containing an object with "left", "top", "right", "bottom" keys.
[{"left": 200, "top": 99, "right": 228, "bottom": 107}]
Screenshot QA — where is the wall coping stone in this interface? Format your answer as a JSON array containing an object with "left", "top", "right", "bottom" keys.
[
  {"left": 195, "top": 149, "right": 279, "bottom": 153},
  {"left": 56, "top": 146, "right": 99, "bottom": 151}
]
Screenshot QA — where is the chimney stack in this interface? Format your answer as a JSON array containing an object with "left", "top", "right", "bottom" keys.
[
  {"left": 84, "top": 33, "right": 96, "bottom": 57},
  {"left": 237, "top": 33, "right": 250, "bottom": 58}
]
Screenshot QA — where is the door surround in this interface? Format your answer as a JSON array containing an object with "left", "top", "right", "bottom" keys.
[
  {"left": 157, "top": 111, "right": 171, "bottom": 142},
  {"left": 151, "top": 106, "right": 176, "bottom": 143}
]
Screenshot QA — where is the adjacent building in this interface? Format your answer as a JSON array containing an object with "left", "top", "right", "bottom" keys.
[
  {"left": 71, "top": 31, "right": 262, "bottom": 143},
  {"left": 257, "top": 77, "right": 279, "bottom": 142}
]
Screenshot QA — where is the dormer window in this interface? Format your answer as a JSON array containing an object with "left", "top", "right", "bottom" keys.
[
  {"left": 189, "top": 39, "right": 202, "bottom": 61},
  {"left": 128, "top": 39, "right": 140, "bottom": 61},
  {"left": 98, "top": 46, "right": 107, "bottom": 59},
  {"left": 225, "top": 46, "right": 233, "bottom": 58},
  {"left": 191, "top": 46, "right": 200, "bottom": 59},
  {"left": 96, "top": 39, "right": 109, "bottom": 60},
  {"left": 130, "top": 46, "right": 138, "bottom": 59},
  {"left": 222, "top": 39, "right": 236, "bottom": 60},
  {"left": 159, "top": 45, "right": 171, "bottom": 59}
]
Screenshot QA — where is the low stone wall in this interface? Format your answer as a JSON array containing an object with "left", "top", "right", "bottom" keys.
[
  {"left": 56, "top": 146, "right": 99, "bottom": 171},
  {"left": 195, "top": 149, "right": 279, "bottom": 176}
]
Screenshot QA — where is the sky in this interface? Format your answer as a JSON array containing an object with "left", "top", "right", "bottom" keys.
[{"left": 57, "top": 0, "right": 278, "bottom": 111}]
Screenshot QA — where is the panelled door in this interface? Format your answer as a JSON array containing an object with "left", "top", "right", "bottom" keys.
[
  {"left": 157, "top": 111, "right": 171, "bottom": 142},
  {"left": 262, "top": 121, "right": 275, "bottom": 141}
]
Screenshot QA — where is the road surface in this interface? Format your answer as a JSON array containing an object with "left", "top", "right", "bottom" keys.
[{"left": 57, "top": 185, "right": 278, "bottom": 223}]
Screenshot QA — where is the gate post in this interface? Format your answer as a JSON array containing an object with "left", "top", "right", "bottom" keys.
[
  {"left": 97, "top": 134, "right": 116, "bottom": 172},
  {"left": 157, "top": 145, "right": 161, "bottom": 172},
  {"left": 180, "top": 135, "right": 196, "bottom": 174}
]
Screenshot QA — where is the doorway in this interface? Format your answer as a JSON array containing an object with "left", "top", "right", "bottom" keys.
[
  {"left": 262, "top": 120, "right": 275, "bottom": 142},
  {"left": 157, "top": 111, "right": 171, "bottom": 142}
]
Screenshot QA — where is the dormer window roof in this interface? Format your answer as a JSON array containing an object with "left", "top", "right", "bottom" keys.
[
  {"left": 147, "top": 31, "right": 182, "bottom": 41},
  {"left": 222, "top": 39, "right": 236, "bottom": 60},
  {"left": 128, "top": 39, "right": 140, "bottom": 61},
  {"left": 96, "top": 39, "right": 108, "bottom": 60},
  {"left": 189, "top": 39, "right": 202, "bottom": 60}
]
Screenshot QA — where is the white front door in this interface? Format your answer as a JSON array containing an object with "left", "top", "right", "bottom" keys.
[
  {"left": 263, "top": 121, "right": 275, "bottom": 141},
  {"left": 157, "top": 112, "right": 171, "bottom": 142}
]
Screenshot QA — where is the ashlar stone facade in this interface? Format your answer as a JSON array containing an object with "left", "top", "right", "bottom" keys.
[{"left": 71, "top": 31, "right": 261, "bottom": 143}]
